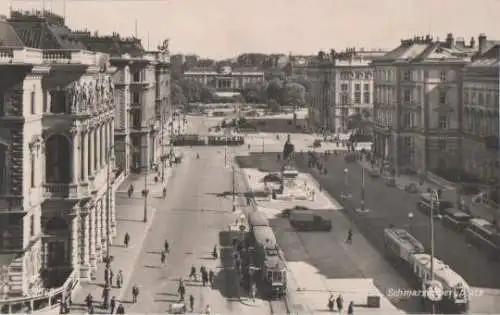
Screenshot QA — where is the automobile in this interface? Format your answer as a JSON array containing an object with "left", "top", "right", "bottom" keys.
[
  {"left": 289, "top": 209, "right": 331, "bottom": 231},
  {"left": 384, "top": 177, "right": 397, "bottom": 187},
  {"left": 344, "top": 153, "right": 355, "bottom": 162},
  {"left": 313, "top": 139, "right": 321, "bottom": 148},
  {"left": 404, "top": 183, "right": 419, "bottom": 193},
  {"left": 442, "top": 208, "right": 472, "bottom": 232},
  {"left": 368, "top": 170, "right": 381, "bottom": 178},
  {"left": 417, "top": 193, "right": 454, "bottom": 217},
  {"left": 281, "top": 205, "right": 310, "bottom": 218}
]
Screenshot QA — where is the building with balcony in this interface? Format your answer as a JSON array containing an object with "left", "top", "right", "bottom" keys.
[
  {"left": 75, "top": 32, "right": 168, "bottom": 174},
  {"left": 0, "top": 10, "right": 119, "bottom": 310},
  {"left": 183, "top": 66, "right": 265, "bottom": 91},
  {"left": 461, "top": 41, "right": 500, "bottom": 184},
  {"left": 371, "top": 34, "right": 479, "bottom": 175},
  {"left": 304, "top": 49, "right": 385, "bottom": 133}
]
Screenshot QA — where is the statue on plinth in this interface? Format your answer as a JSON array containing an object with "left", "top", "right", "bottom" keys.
[{"left": 280, "top": 134, "right": 298, "bottom": 194}]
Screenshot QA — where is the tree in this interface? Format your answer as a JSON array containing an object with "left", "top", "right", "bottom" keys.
[
  {"left": 242, "top": 83, "right": 265, "bottom": 103},
  {"left": 266, "top": 79, "right": 283, "bottom": 103},
  {"left": 200, "top": 85, "right": 215, "bottom": 103},
  {"left": 267, "top": 98, "right": 280, "bottom": 112},
  {"left": 281, "top": 82, "right": 306, "bottom": 108},
  {"left": 171, "top": 83, "right": 186, "bottom": 106}
]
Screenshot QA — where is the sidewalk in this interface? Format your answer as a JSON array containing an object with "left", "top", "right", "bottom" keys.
[
  {"left": 357, "top": 158, "right": 497, "bottom": 223},
  {"left": 70, "top": 168, "right": 173, "bottom": 314}
]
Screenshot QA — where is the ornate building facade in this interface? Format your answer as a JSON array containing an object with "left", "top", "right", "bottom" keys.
[
  {"left": 0, "top": 11, "right": 119, "bottom": 309},
  {"left": 183, "top": 66, "right": 264, "bottom": 91},
  {"left": 76, "top": 32, "right": 170, "bottom": 175}
]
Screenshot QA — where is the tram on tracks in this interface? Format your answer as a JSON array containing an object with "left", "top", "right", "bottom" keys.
[{"left": 384, "top": 228, "right": 470, "bottom": 314}]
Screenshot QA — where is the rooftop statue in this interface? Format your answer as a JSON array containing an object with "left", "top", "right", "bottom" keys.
[{"left": 282, "top": 134, "right": 295, "bottom": 164}]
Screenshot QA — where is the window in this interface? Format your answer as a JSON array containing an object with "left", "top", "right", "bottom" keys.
[
  {"left": 341, "top": 84, "right": 348, "bottom": 92},
  {"left": 132, "top": 71, "right": 141, "bottom": 82},
  {"left": 354, "top": 92, "right": 361, "bottom": 104},
  {"left": 495, "top": 94, "right": 499, "bottom": 107},
  {"left": 363, "top": 84, "right": 369, "bottom": 91},
  {"left": 485, "top": 93, "right": 491, "bottom": 106},
  {"left": 132, "top": 92, "right": 140, "bottom": 104},
  {"left": 471, "top": 92, "right": 477, "bottom": 105},
  {"left": 403, "top": 70, "right": 411, "bottom": 81},
  {"left": 50, "top": 90, "right": 67, "bottom": 113},
  {"left": 464, "top": 91, "right": 469, "bottom": 105},
  {"left": 30, "top": 154, "right": 35, "bottom": 188},
  {"left": 340, "top": 71, "right": 349, "bottom": 79},
  {"left": 341, "top": 94, "right": 349, "bottom": 105},
  {"left": 478, "top": 93, "right": 484, "bottom": 106},
  {"left": 30, "top": 91, "right": 35, "bottom": 114},
  {"left": 30, "top": 215, "right": 34, "bottom": 237},
  {"left": 402, "top": 112, "right": 415, "bottom": 128},
  {"left": 439, "top": 91, "right": 447, "bottom": 104},
  {"left": 438, "top": 138, "right": 446, "bottom": 150},
  {"left": 364, "top": 72, "right": 371, "bottom": 79},
  {"left": 355, "top": 84, "right": 361, "bottom": 91},
  {"left": 403, "top": 88, "right": 412, "bottom": 102},
  {"left": 440, "top": 71, "right": 447, "bottom": 82},
  {"left": 438, "top": 115, "right": 449, "bottom": 129},
  {"left": 363, "top": 92, "right": 370, "bottom": 104},
  {"left": 356, "top": 72, "right": 363, "bottom": 80},
  {"left": 0, "top": 92, "right": 4, "bottom": 116}
]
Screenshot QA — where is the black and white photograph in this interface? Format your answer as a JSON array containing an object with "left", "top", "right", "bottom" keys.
[{"left": 0, "top": 0, "right": 498, "bottom": 314}]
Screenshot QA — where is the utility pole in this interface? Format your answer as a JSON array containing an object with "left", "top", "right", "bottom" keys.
[
  {"left": 143, "top": 162, "right": 149, "bottom": 223},
  {"left": 360, "top": 167, "right": 365, "bottom": 211}
]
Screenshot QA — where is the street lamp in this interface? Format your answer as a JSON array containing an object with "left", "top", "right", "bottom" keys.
[
  {"left": 408, "top": 212, "right": 414, "bottom": 232},
  {"left": 342, "top": 168, "right": 350, "bottom": 198}
]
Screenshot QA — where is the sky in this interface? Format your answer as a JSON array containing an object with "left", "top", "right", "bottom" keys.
[{"left": 2, "top": 0, "right": 500, "bottom": 59}]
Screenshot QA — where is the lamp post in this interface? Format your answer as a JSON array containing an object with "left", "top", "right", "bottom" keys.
[
  {"left": 143, "top": 161, "right": 149, "bottom": 223},
  {"left": 360, "top": 166, "right": 365, "bottom": 211},
  {"left": 408, "top": 212, "right": 414, "bottom": 233},
  {"left": 342, "top": 168, "right": 350, "bottom": 198}
]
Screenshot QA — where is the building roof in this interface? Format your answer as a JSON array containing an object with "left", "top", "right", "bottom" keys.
[
  {"left": 375, "top": 35, "right": 476, "bottom": 64},
  {"left": 0, "top": 17, "right": 24, "bottom": 47},
  {"left": 467, "top": 44, "right": 500, "bottom": 69},
  {"left": 8, "top": 10, "right": 86, "bottom": 49},
  {"left": 76, "top": 32, "right": 145, "bottom": 57}
]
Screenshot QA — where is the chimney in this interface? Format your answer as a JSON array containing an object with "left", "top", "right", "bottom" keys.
[
  {"left": 478, "top": 33, "right": 487, "bottom": 55},
  {"left": 446, "top": 33, "right": 454, "bottom": 48},
  {"left": 470, "top": 36, "right": 476, "bottom": 48}
]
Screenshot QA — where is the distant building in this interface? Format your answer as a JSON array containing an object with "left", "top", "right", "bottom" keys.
[
  {"left": 183, "top": 54, "right": 199, "bottom": 69},
  {"left": 0, "top": 10, "right": 117, "bottom": 304},
  {"left": 183, "top": 65, "right": 265, "bottom": 91},
  {"left": 303, "top": 49, "right": 385, "bottom": 133},
  {"left": 461, "top": 39, "right": 500, "bottom": 183}
]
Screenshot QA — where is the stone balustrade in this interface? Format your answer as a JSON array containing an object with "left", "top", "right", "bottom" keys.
[
  {"left": 0, "top": 269, "right": 78, "bottom": 314},
  {"left": 42, "top": 49, "right": 96, "bottom": 66},
  {"left": 0, "top": 48, "right": 43, "bottom": 65}
]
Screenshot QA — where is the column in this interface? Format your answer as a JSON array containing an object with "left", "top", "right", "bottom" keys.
[
  {"left": 101, "top": 199, "right": 107, "bottom": 251},
  {"left": 89, "top": 128, "right": 95, "bottom": 177},
  {"left": 95, "top": 201, "right": 102, "bottom": 261},
  {"left": 72, "top": 130, "right": 80, "bottom": 183},
  {"left": 110, "top": 185, "right": 116, "bottom": 237},
  {"left": 79, "top": 211, "right": 90, "bottom": 278},
  {"left": 89, "top": 206, "right": 96, "bottom": 268},
  {"left": 101, "top": 124, "right": 105, "bottom": 167},
  {"left": 70, "top": 215, "right": 79, "bottom": 269},
  {"left": 81, "top": 132, "right": 88, "bottom": 182},
  {"left": 96, "top": 126, "right": 101, "bottom": 170}
]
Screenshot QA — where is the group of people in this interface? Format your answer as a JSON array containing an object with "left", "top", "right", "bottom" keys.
[{"left": 328, "top": 294, "right": 354, "bottom": 314}]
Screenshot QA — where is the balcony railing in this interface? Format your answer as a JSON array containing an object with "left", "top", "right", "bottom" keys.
[
  {"left": 0, "top": 47, "right": 43, "bottom": 65},
  {"left": 0, "top": 269, "right": 78, "bottom": 314},
  {"left": 0, "top": 196, "right": 24, "bottom": 213},
  {"left": 42, "top": 49, "right": 96, "bottom": 66}
]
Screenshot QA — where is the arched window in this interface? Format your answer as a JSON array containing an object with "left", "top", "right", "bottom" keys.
[
  {"left": 45, "top": 135, "right": 71, "bottom": 183},
  {"left": 50, "top": 90, "right": 67, "bottom": 113}
]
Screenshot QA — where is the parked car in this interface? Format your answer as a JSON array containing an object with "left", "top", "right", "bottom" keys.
[
  {"left": 313, "top": 139, "right": 321, "bottom": 148},
  {"left": 404, "top": 183, "right": 419, "bottom": 193},
  {"left": 281, "top": 205, "right": 310, "bottom": 218},
  {"left": 442, "top": 208, "right": 472, "bottom": 232},
  {"left": 384, "top": 177, "right": 396, "bottom": 187}
]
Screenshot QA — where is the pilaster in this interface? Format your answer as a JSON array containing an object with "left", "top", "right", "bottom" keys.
[
  {"left": 96, "top": 125, "right": 101, "bottom": 170},
  {"left": 82, "top": 131, "right": 88, "bottom": 181},
  {"left": 79, "top": 210, "right": 91, "bottom": 279},
  {"left": 70, "top": 214, "right": 79, "bottom": 270},
  {"left": 100, "top": 198, "right": 107, "bottom": 251},
  {"left": 95, "top": 201, "right": 102, "bottom": 262},
  {"left": 71, "top": 128, "right": 80, "bottom": 183},
  {"left": 110, "top": 187, "right": 116, "bottom": 237},
  {"left": 89, "top": 205, "right": 96, "bottom": 268}
]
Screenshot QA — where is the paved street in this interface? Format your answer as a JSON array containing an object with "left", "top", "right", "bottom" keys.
[{"left": 120, "top": 118, "right": 269, "bottom": 314}]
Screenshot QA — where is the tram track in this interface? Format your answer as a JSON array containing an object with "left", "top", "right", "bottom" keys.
[{"left": 268, "top": 296, "right": 291, "bottom": 314}]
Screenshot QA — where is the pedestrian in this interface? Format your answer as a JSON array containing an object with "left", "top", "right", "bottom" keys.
[
  {"left": 102, "top": 284, "right": 110, "bottom": 309},
  {"left": 205, "top": 304, "right": 211, "bottom": 314},
  {"left": 346, "top": 228, "right": 353, "bottom": 244},
  {"left": 110, "top": 296, "right": 116, "bottom": 314},
  {"left": 109, "top": 269, "right": 114, "bottom": 287},
  {"left": 104, "top": 268, "right": 109, "bottom": 285},
  {"left": 161, "top": 250, "right": 166, "bottom": 265},
  {"left": 250, "top": 283, "right": 256, "bottom": 302},
  {"left": 116, "top": 270, "right": 123, "bottom": 288},
  {"left": 189, "top": 294, "right": 194, "bottom": 312},
  {"left": 347, "top": 301, "right": 354, "bottom": 315},
  {"left": 178, "top": 283, "right": 185, "bottom": 300},
  {"left": 128, "top": 184, "right": 134, "bottom": 198},
  {"left": 162, "top": 187, "right": 167, "bottom": 199},
  {"left": 132, "top": 284, "right": 139, "bottom": 303},
  {"left": 208, "top": 269, "right": 214, "bottom": 286},
  {"left": 85, "top": 293, "right": 93, "bottom": 312},
  {"left": 327, "top": 294, "right": 334, "bottom": 311},
  {"left": 336, "top": 295, "right": 343, "bottom": 313},
  {"left": 124, "top": 232, "right": 130, "bottom": 248},
  {"left": 164, "top": 240, "right": 170, "bottom": 253},
  {"left": 116, "top": 304, "right": 125, "bottom": 314},
  {"left": 202, "top": 270, "right": 208, "bottom": 287},
  {"left": 189, "top": 266, "right": 196, "bottom": 281}
]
